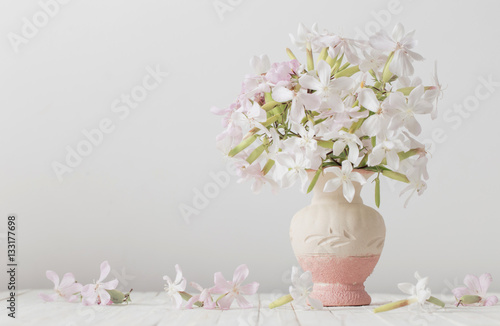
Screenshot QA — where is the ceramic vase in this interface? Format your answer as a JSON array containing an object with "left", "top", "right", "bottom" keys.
[{"left": 289, "top": 171, "right": 386, "bottom": 306}]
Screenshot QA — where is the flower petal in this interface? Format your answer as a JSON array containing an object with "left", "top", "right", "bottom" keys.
[
  {"left": 342, "top": 180, "right": 355, "bottom": 203},
  {"left": 233, "top": 264, "right": 250, "bottom": 284},
  {"left": 239, "top": 282, "right": 259, "bottom": 295},
  {"left": 464, "top": 274, "right": 481, "bottom": 293},
  {"left": 98, "top": 261, "right": 111, "bottom": 283},
  {"left": 358, "top": 89, "right": 379, "bottom": 112},
  {"left": 212, "top": 272, "right": 230, "bottom": 293},
  {"left": 317, "top": 60, "right": 331, "bottom": 87},
  {"left": 484, "top": 295, "right": 499, "bottom": 306},
  {"left": 398, "top": 282, "right": 415, "bottom": 295},
  {"left": 272, "top": 86, "right": 294, "bottom": 103},
  {"left": 217, "top": 294, "right": 234, "bottom": 310},
  {"left": 100, "top": 279, "right": 119, "bottom": 290},
  {"left": 98, "top": 288, "right": 111, "bottom": 305},
  {"left": 479, "top": 273, "right": 493, "bottom": 295},
  {"left": 174, "top": 264, "right": 183, "bottom": 284},
  {"left": 299, "top": 75, "right": 323, "bottom": 91},
  {"left": 46, "top": 270, "right": 60, "bottom": 288},
  {"left": 59, "top": 273, "right": 76, "bottom": 289},
  {"left": 323, "top": 178, "right": 341, "bottom": 192}
]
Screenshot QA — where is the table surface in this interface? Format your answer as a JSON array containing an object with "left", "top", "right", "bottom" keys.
[{"left": 1, "top": 290, "right": 499, "bottom": 326}]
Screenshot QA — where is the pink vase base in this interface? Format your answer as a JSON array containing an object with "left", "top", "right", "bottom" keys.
[{"left": 297, "top": 254, "right": 381, "bottom": 306}]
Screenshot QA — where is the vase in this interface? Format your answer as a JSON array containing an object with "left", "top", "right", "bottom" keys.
[{"left": 289, "top": 170, "right": 386, "bottom": 306}]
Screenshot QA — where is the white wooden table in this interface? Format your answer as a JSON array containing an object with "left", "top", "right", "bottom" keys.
[{"left": 1, "top": 290, "right": 499, "bottom": 325}]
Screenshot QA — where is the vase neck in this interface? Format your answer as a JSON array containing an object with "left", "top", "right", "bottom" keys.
[{"left": 311, "top": 172, "right": 364, "bottom": 204}]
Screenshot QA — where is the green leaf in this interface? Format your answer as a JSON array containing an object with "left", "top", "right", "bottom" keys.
[
  {"left": 371, "top": 136, "right": 376, "bottom": 148},
  {"left": 326, "top": 55, "right": 337, "bottom": 67},
  {"left": 375, "top": 177, "right": 381, "bottom": 208},
  {"left": 382, "top": 170, "right": 410, "bottom": 183},
  {"left": 106, "top": 289, "right": 125, "bottom": 304},
  {"left": 334, "top": 65, "right": 360, "bottom": 78},
  {"left": 228, "top": 135, "right": 257, "bottom": 157},
  {"left": 246, "top": 145, "right": 265, "bottom": 164},
  {"left": 307, "top": 169, "right": 322, "bottom": 193}
]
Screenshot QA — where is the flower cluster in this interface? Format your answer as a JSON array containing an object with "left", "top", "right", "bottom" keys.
[
  {"left": 163, "top": 264, "right": 259, "bottom": 310},
  {"left": 40, "top": 261, "right": 132, "bottom": 306},
  {"left": 213, "top": 23, "right": 443, "bottom": 206}
]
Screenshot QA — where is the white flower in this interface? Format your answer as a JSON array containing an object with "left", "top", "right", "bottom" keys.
[
  {"left": 331, "top": 131, "right": 362, "bottom": 163},
  {"left": 289, "top": 23, "right": 336, "bottom": 52},
  {"left": 389, "top": 85, "right": 433, "bottom": 136},
  {"left": 399, "top": 170, "right": 427, "bottom": 208},
  {"left": 289, "top": 266, "right": 323, "bottom": 310},
  {"left": 358, "top": 88, "right": 394, "bottom": 137},
  {"left": 398, "top": 272, "right": 432, "bottom": 305},
  {"left": 299, "top": 60, "right": 354, "bottom": 111},
  {"left": 275, "top": 152, "right": 310, "bottom": 191},
  {"left": 250, "top": 54, "right": 270, "bottom": 75},
  {"left": 327, "top": 36, "right": 365, "bottom": 65},
  {"left": 368, "top": 138, "right": 405, "bottom": 171},
  {"left": 323, "top": 160, "right": 366, "bottom": 202},
  {"left": 359, "top": 49, "right": 387, "bottom": 74},
  {"left": 370, "top": 23, "right": 423, "bottom": 76},
  {"left": 272, "top": 82, "right": 320, "bottom": 124},
  {"left": 163, "top": 264, "right": 187, "bottom": 309}
]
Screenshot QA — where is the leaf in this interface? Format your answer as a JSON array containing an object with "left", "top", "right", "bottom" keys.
[
  {"left": 375, "top": 177, "right": 381, "bottom": 208},
  {"left": 371, "top": 136, "right": 376, "bottom": 148},
  {"left": 246, "top": 145, "right": 265, "bottom": 164},
  {"left": 228, "top": 135, "right": 257, "bottom": 157},
  {"left": 307, "top": 169, "right": 322, "bottom": 193},
  {"left": 334, "top": 65, "right": 360, "bottom": 78},
  {"left": 106, "top": 289, "right": 125, "bottom": 304},
  {"left": 382, "top": 170, "right": 410, "bottom": 183},
  {"left": 180, "top": 291, "right": 202, "bottom": 307}
]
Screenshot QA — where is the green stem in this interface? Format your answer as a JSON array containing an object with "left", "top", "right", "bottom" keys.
[{"left": 373, "top": 298, "right": 417, "bottom": 313}]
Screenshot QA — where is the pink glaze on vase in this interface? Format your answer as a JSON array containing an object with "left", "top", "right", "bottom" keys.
[{"left": 290, "top": 171, "right": 386, "bottom": 306}]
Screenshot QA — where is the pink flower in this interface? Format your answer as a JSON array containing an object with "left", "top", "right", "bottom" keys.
[
  {"left": 265, "top": 60, "right": 300, "bottom": 86},
  {"left": 39, "top": 271, "right": 82, "bottom": 303},
  {"left": 186, "top": 282, "right": 216, "bottom": 309},
  {"left": 452, "top": 273, "right": 498, "bottom": 306},
  {"left": 211, "top": 264, "right": 259, "bottom": 309},
  {"left": 81, "top": 261, "right": 119, "bottom": 306}
]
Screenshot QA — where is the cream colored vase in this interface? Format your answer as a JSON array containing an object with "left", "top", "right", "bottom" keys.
[{"left": 289, "top": 171, "right": 386, "bottom": 306}]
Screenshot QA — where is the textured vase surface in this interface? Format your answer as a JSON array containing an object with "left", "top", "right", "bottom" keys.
[{"left": 289, "top": 171, "right": 386, "bottom": 306}]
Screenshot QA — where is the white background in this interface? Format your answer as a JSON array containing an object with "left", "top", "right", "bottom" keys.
[{"left": 0, "top": 0, "right": 499, "bottom": 296}]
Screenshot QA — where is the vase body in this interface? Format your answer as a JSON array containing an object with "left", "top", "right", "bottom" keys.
[{"left": 289, "top": 171, "right": 386, "bottom": 306}]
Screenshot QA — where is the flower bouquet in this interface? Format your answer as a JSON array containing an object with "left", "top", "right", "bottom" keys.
[
  {"left": 213, "top": 23, "right": 442, "bottom": 306},
  {"left": 213, "top": 22, "right": 442, "bottom": 207}
]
